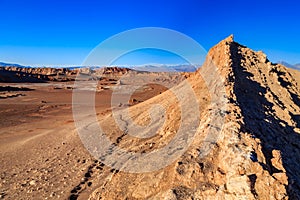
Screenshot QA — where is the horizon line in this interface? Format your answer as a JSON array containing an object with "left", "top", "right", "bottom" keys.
[{"left": 0, "top": 61, "right": 202, "bottom": 68}]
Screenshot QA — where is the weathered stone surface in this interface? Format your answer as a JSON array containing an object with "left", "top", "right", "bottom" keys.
[{"left": 88, "top": 35, "right": 300, "bottom": 199}]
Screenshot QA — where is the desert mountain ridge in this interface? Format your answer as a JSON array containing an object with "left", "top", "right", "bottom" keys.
[
  {"left": 0, "top": 66, "right": 133, "bottom": 82},
  {"left": 76, "top": 35, "right": 300, "bottom": 199},
  {"left": 0, "top": 62, "right": 197, "bottom": 80},
  {"left": 0, "top": 64, "right": 197, "bottom": 83}
]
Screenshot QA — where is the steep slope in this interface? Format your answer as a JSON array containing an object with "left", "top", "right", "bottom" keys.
[
  {"left": 72, "top": 36, "right": 300, "bottom": 199},
  {"left": 227, "top": 37, "right": 300, "bottom": 199},
  {"left": 196, "top": 35, "right": 300, "bottom": 199}
]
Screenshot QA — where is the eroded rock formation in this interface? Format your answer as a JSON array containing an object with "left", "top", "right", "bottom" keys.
[{"left": 83, "top": 36, "right": 300, "bottom": 199}]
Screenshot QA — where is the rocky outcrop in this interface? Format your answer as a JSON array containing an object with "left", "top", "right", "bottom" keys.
[
  {"left": 0, "top": 66, "right": 133, "bottom": 82},
  {"left": 75, "top": 36, "right": 300, "bottom": 199},
  {"left": 188, "top": 35, "right": 300, "bottom": 199},
  {"left": 0, "top": 66, "right": 78, "bottom": 82}
]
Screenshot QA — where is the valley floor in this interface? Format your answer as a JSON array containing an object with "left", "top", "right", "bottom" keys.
[{"left": 0, "top": 81, "right": 167, "bottom": 199}]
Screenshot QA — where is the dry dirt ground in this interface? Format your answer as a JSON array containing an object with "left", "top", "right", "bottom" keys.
[{"left": 0, "top": 80, "right": 171, "bottom": 200}]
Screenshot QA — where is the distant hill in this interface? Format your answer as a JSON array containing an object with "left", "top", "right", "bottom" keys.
[
  {"left": 0, "top": 65, "right": 135, "bottom": 83},
  {"left": 0, "top": 62, "right": 198, "bottom": 72},
  {"left": 0, "top": 62, "right": 28, "bottom": 68},
  {"left": 0, "top": 66, "right": 78, "bottom": 82},
  {"left": 279, "top": 61, "right": 300, "bottom": 70},
  {"left": 131, "top": 64, "right": 198, "bottom": 72},
  {"left": 295, "top": 63, "right": 300, "bottom": 69}
]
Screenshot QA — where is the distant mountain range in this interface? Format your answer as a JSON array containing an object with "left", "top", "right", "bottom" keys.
[
  {"left": 130, "top": 64, "right": 198, "bottom": 72},
  {"left": 2, "top": 61, "right": 299, "bottom": 72},
  {"left": 0, "top": 62, "right": 199, "bottom": 72},
  {"left": 278, "top": 61, "right": 300, "bottom": 70},
  {"left": 0, "top": 62, "right": 29, "bottom": 68}
]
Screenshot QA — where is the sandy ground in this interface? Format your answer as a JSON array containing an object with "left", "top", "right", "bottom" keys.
[{"left": 0, "top": 81, "right": 168, "bottom": 199}]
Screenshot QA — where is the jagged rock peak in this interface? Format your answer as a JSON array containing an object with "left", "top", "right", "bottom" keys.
[
  {"left": 224, "top": 34, "right": 234, "bottom": 43},
  {"left": 215, "top": 34, "right": 234, "bottom": 47}
]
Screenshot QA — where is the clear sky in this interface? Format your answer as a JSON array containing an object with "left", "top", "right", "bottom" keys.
[{"left": 0, "top": 0, "right": 299, "bottom": 66}]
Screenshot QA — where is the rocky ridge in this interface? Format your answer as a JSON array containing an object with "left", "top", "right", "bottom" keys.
[
  {"left": 0, "top": 66, "right": 134, "bottom": 82},
  {"left": 82, "top": 36, "right": 300, "bottom": 199}
]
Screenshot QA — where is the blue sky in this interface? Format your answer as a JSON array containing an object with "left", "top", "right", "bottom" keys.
[
  {"left": 111, "top": 49, "right": 189, "bottom": 66},
  {"left": 0, "top": 0, "right": 299, "bottom": 66}
]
